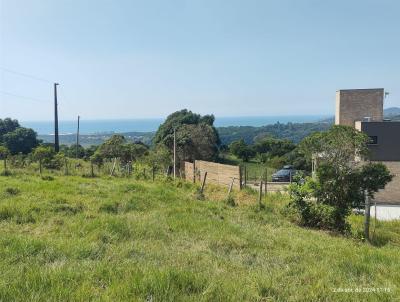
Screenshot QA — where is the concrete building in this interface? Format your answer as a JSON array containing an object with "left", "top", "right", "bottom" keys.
[
  {"left": 336, "top": 88, "right": 400, "bottom": 206},
  {"left": 335, "top": 88, "right": 384, "bottom": 126}
]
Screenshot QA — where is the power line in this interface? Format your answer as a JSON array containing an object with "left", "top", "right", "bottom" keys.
[
  {"left": 0, "top": 90, "right": 52, "bottom": 103},
  {"left": 0, "top": 67, "right": 52, "bottom": 83}
]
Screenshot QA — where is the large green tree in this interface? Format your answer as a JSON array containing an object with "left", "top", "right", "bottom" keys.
[
  {"left": 0, "top": 118, "right": 39, "bottom": 154},
  {"left": 229, "top": 139, "right": 255, "bottom": 162},
  {"left": 153, "top": 109, "right": 220, "bottom": 162},
  {"left": 0, "top": 118, "right": 19, "bottom": 138}
]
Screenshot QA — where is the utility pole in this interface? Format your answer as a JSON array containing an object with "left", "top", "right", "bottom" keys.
[
  {"left": 54, "top": 83, "right": 59, "bottom": 152},
  {"left": 76, "top": 115, "right": 80, "bottom": 159},
  {"left": 173, "top": 127, "right": 176, "bottom": 179}
]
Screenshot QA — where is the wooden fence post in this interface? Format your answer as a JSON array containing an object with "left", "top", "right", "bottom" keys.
[
  {"left": 239, "top": 166, "right": 242, "bottom": 190},
  {"left": 364, "top": 191, "right": 371, "bottom": 241},
  {"left": 192, "top": 162, "right": 196, "bottom": 183},
  {"left": 91, "top": 162, "right": 94, "bottom": 177},
  {"left": 152, "top": 166, "right": 155, "bottom": 181},
  {"left": 258, "top": 181, "right": 263, "bottom": 209},
  {"left": 243, "top": 165, "right": 247, "bottom": 186},
  {"left": 227, "top": 178, "right": 235, "bottom": 197},
  {"left": 200, "top": 171, "right": 207, "bottom": 193},
  {"left": 264, "top": 167, "right": 267, "bottom": 197}
]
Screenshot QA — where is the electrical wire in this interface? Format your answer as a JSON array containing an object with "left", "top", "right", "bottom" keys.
[
  {"left": 0, "top": 90, "right": 51, "bottom": 103},
  {"left": 0, "top": 67, "right": 53, "bottom": 83}
]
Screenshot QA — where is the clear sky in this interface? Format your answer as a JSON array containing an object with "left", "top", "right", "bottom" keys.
[{"left": 1, "top": 0, "right": 399, "bottom": 121}]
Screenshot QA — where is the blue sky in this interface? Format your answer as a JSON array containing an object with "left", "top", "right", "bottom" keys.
[{"left": 1, "top": 0, "right": 399, "bottom": 121}]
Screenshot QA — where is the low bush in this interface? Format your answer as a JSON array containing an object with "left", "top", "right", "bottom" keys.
[{"left": 4, "top": 187, "right": 20, "bottom": 195}]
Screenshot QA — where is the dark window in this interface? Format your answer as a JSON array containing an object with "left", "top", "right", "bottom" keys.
[{"left": 368, "top": 136, "right": 378, "bottom": 145}]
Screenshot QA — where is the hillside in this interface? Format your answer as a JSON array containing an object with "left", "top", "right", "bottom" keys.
[
  {"left": 0, "top": 172, "right": 399, "bottom": 301},
  {"left": 39, "top": 122, "right": 332, "bottom": 146},
  {"left": 217, "top": 122, "right": 331, "bottom": 145},
  {"left": 384, "top": 107, "right": 400, "bottom": 117}
]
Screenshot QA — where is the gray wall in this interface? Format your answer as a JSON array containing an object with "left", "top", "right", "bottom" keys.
[{"left": 361, "top": 122, "right": 400, "bottom": 161}]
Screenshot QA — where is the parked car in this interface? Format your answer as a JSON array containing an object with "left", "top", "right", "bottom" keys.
[{"left": 272, "top": 165, "right": 296, "bottom": 182}]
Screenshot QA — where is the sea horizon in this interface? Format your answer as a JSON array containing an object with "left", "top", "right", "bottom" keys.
[{"left": 22, "top": 114, "right": 331, "bottom": 135}]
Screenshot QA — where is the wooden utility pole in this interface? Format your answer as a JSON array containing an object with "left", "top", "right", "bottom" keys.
[
  {"left": 173, "top": 127, "right": 176, "bottom": 179},
  {"left": 54, "top": 83, "right": 59, "bottom": 152},
  {"left": 76, "top": 115, "right": 80, "bottom": 159}
]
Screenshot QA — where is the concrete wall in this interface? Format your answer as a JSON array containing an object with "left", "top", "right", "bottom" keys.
[
  {"left": 183, "top": 160, "right": 241, "bottom": 189},
  {"left": 335, "top": 88, "right": 384, "bottom": 126},
  {"left": 359, "top": 122, "right": 400, "bottom": 161},
  {"left": 373, "top": 161, "right": 400, "bottom": 205}
]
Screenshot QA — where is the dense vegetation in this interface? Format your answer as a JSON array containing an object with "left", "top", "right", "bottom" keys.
[
  {"left": 218, "top": 122, "right": 332, "bottom": 145},
  {"left": 289, "top": 126, "right": 393, "bottom": 233}
]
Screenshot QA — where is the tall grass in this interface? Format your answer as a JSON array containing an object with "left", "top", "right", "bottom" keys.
[{"left": 0, "top": 169, "right": 399, "bottom": 301}]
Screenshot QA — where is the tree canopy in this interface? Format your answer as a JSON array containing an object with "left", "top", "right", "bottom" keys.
[
  {"left": 153, "top": 109, "right": 220, "bottom": 162},
  {"left": 96, "top": 135, "right": 149, "bottom": 164},
  {"left": 0, "top": 118, "right": 39, "bottom": 154}
]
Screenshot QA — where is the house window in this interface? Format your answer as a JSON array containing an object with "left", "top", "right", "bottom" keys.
[{"left": 368, "top": 136, "right": 378, "bottom": 145}]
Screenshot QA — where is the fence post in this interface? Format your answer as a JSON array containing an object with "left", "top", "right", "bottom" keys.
[
  {"left": 364, "top": 191, "right": 371, "bottom": 241},
  {"left": 152, "top": 166, "right": 155, "bottom": 181},
  {"left": 258, "top": 181, "right": 263, "bottom": 209},
  {"left": 264, "top": 167, "right": 267, "bottom": 196},
  {"left": 193, "top": 162, "right": 196, "bottom": 183},
  {"left": 244, "top": 165, "right": 247, "bottom": 186},
  {"left": 64, "top": 158, "right": 68, "bottom": 175},
  {"left": 200, "top": 171, "right": 207, "bottom": 193},
  {"left": 239, "top": 166, "right": 243, "bottom": 190},
  {"left": 227, "top": 178, "right": 235, "bottom": 197},
  {"left": 91, "top": 162, "right": 94, "bottom": 177}
]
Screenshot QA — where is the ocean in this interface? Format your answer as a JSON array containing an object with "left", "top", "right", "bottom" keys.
[{"left": 22, "top": 115, "right": 330, "bottom": 135}]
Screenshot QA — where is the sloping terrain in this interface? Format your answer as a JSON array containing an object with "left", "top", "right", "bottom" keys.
[{"left": 0, "top": 174, "right": 399, "bottom": 301}]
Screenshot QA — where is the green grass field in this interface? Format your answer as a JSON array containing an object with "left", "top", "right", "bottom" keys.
[{"left": 0, "top": 170, "right": 399, "bottom": 301}]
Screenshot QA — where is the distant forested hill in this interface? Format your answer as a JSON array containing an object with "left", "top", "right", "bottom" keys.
[
  {"left": 384, "top": 107, "right": 400, "bottom": 117},
  {"left": 40, "top": 122, "right": 333, "bottom": 146},
  {"left": 217, "top": 122, "right": 332, "bottom": 145}
]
